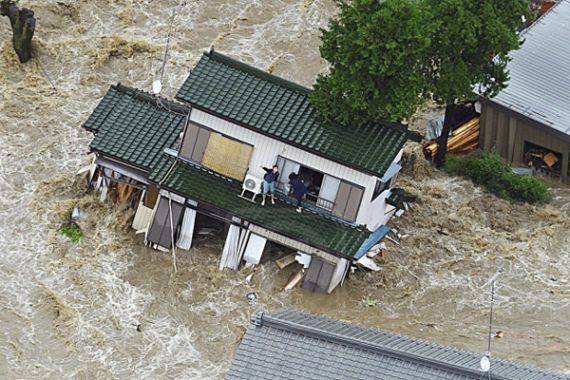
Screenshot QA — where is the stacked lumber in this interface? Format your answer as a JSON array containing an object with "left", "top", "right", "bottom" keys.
[{"left": 423, "top": 117, "right": 480, "bottom": 159}]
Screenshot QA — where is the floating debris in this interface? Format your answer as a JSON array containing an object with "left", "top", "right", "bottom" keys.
[
  {"left": 361, "top": 296, "right": 380, "bottom": 308},
  {"left": 246, "top": 292, "right": 257, "bottom": 305},
  {"left": 71, "top": 206, "right": 81, "bottom": 222}
]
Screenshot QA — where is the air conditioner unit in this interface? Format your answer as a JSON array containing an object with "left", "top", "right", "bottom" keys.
[{"left": 240, "top": 174, "right": 263, "bottom": 202}]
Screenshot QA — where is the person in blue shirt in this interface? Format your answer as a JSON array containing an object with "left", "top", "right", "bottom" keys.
[
  {"left": 261, "top": 165, "right": 279, "bottom": 206},
  {"left": 288, "top": 173, "right": 307, "bottom": 213}
]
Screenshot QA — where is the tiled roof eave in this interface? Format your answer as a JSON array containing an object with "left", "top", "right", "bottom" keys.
[
  {"left": 151, "top": 158, "right": 368, "bottom": 258},
  {"left": 91, "top": 148, "right": 152, "bottom": 173},
  {"left": 157, "top": 179, "right": 358, "bottom": 259},
  {"left": 258, "top": 314, "right": 498, "bottom": 380}
]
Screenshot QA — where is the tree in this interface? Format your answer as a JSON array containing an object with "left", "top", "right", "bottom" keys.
[
  {"left": 311, "top": 0, "right": 435, "bottom": 127},
  {"left": 1, "top": 0, "right": 36, "bottom": 63},
  {"left": 311, "top": 0, "right": 530, "bottom": 166}
]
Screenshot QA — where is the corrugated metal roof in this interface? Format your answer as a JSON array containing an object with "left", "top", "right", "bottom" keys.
[
  {"left": 490, "top": 0, "right": 570, "bottom": 137},
  {"left": 227, "top": 309, "right": 569, "bottom": 380},
  {"left": 176, "top": 51, "right": 409, "bottom": 177}
]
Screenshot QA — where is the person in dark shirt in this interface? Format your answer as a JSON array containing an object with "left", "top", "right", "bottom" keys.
[
  {"left": 261, "top": 165, "right": 279, "bottom": 206},
  {"left": 288, "top": 173, "right": 307, "bottom": 213}
]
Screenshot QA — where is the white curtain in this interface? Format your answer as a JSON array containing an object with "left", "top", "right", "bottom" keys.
[
  {"left": 318, "top": 175, "right": 341, "bottom": 208},
  {"left": 176, "top": 207, "right": 197, "bottom": 250},
  {"left": 243, "top": 234, "right": 267, "bottom": 265},
  {"left": 131, "top": 201, "right": 153, "bottom": 232},
  {"left": 219, "top": 225, "right": 243, "bottom": 270}
]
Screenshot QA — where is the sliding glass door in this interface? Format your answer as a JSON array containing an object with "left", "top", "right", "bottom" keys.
[{"left": 317, "top": 175, "right": 340, "bottom": 211}]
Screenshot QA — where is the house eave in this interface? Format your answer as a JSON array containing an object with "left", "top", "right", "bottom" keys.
[
  {"left": 481, "top": 96, "right": 570, "bottom": 143},
  {"left": 156, "top": 180, "right": 357, "bottom": 260}
]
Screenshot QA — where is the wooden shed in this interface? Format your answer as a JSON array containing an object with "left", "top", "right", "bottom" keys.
[{"left": 479, "top": 0, "right": 570, "bottom": 181}]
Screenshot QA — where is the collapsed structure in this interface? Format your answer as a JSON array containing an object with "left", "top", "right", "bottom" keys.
[{"left": 82, "top": 50, "right": 409, "bottom": 293}]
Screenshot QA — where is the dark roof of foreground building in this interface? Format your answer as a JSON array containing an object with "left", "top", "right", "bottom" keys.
[
  {"left": 84, "top": 84, "right": 189, "bottom": 170},
  {"left": 150, "top": 157, "right": 369, "bottom": 258},
  {"left": 489, "top": 0, "right": 570, "bottom": 137},
  {"left": 227, "top": 309, "right": 569, "bottom": 380},
  {"left": 176, "top": 50, "right": 408, "bottom": 177}
]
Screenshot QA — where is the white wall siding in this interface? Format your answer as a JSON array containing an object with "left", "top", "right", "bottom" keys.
[
  {"left": 191, "top": 109, "right": 371, "bottom": 186},
  {"left": 191, "top": 109, "right": 400, "bottom": 230},
  {"left": 357, "top": 148, "right": 403, "bottom": 230}
]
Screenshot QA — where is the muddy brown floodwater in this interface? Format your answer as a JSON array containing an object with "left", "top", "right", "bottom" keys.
[{"left": 0, "top": 1, "right": 569, "bottom": 379}]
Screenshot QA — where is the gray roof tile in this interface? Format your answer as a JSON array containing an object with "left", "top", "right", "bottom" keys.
[
  {"left": 490, "top": 0, "right": 570, "bottom": 137},
  {"left": 226, "top": 309, "right": 568, "bottom": 380}
]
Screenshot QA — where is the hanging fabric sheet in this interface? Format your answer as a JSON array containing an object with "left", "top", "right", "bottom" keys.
[
  {"left": 220, "top": 224, "right": 244, "bottom": 270},
  {"left": 243, "top": 234, "right": 267, "bottom": 265},
  {"left": 176, "top": 207, "right": 197, "bottom": 250},
  {"left": 132, "top": 194, "right": 154, "bottom": 232}
]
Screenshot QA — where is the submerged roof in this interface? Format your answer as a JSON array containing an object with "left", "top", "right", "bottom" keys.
[
  {"left": 228, "top": 309, "right": 568, "bottom": 380},
  {"left": 84, "top": 84, "right": 189, "bottom": 170},
  {"left": 150, "top": 157, "right": 369, "bottom": 258},
  {"left": 489, "top": 0, "right": 570, "bottom": 137},
  {"left": 176, "top": 51, "right": 408, "bottom": 177}
]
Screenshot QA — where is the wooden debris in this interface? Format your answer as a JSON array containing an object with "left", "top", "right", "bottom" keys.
[
  {"left": 284, "top": 269, "right": 304, "bottom": 290},
  {"left": 423, "top": 117, "right": 480, "bottom": 159},
  {"left": 543, "top": 152, "right": 558, "bottom": 168},
  {"left": 276, "top": 254, "right": 296, "bottom": 269},
  {"left": 116, "top": 183, "right": 135, "bottom": 203}
]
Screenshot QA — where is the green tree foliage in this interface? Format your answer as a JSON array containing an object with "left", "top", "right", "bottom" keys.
[
  {"left": 311, "top": 0, "right": 434, "bottom": 125},
  {"left": 311, "top": 0, "right": 530, "bottom": 125}
]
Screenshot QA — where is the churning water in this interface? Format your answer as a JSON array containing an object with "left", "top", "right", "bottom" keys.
[{"left": 0, "top": 1, "right": 568, "bottom": 379}]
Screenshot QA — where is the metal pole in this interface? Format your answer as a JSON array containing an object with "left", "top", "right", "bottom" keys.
[{"left": 487, "top": 280, "right": 495, "bottom": 354}]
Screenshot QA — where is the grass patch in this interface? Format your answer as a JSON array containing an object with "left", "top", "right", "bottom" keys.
[
  {"left": 443, "top": 152, "right": 551, "bottom": 203},
  {"left": 60, "top": 224, "right": 83, "bottom": 244}
]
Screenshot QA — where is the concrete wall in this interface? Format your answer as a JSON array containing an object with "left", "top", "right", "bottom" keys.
[
  {"left": 479, "top": 101, "right": 570, "bottom": 181},
  {"left": 190, "top": 108, "right": 403, "bottom": 229}
]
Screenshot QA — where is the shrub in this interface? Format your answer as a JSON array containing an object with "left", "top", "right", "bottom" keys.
[
  {"left": 443, "top": 152, "right": 551, "bottom": 203},
  {"left": 60, "top": 224, "right": 83, "bottom": 243}
]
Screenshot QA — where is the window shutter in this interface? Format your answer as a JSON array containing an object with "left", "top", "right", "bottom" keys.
[{"left": 332, "top": 181, "right": 363, "bottom": 222}]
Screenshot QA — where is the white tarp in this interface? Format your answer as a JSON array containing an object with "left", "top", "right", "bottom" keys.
[
  {"left": 243, "top": 234, "right": 267, "bottom": 265},
  {"left": 219, "top": 225, "right": 243, "bottom": 270},
  {"left": 295, "top": 252, "right": 312, "bottom": 268},
  {"left": 176, "top": 207, "right": 197, "bottom": 250},
  {"left": 356, "top": 256, "right": 382, "bottom": 271}
]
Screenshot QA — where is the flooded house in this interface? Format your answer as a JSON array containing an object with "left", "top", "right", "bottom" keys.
[
  {"left": 82, "top": 50, "right": 409, "bottom": 293},
  {"left": 228, "top": 309, "right": 567, "bottom": 380},
  {"left": 479, "top": 0, "right": 570, "bottom": 181}
]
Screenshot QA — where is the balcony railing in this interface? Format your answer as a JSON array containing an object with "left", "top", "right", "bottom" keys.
[{"left": 275, "top": 182, "right": 335, "bottom": 213}]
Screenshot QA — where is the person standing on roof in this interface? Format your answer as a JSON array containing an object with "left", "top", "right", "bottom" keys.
[
  {"left": 261, "top": 165, "right": 280, "bottom": 206},
  {"left": 288, "top": 173, "right": 307, "bottom": 213}
]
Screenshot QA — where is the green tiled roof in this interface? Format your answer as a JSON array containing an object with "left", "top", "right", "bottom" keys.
[
  {"left": 150, "top": 157, "right": 369, "bottom": 258},
  {"left": 84, "top": 84, "right": 189, "bottom": 170},
  {"left": 176, "top": 51, "right": 408, "bottom": 177}
]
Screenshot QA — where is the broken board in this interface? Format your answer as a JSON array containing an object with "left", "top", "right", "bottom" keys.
[
  {"left": 284, "top": 269, "right": 304, "bottom": 290},
  {"left": 276, "top": 254, "right": 296, "bottom": 269}
]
